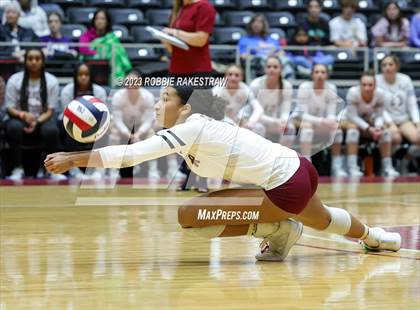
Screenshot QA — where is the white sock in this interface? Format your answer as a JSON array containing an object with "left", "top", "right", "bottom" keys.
[
  {"left": 167, "top": 155, "right": 179, "bottom": 171},
  {"left": 149, "top": 160, "right": 158, "bottom": 171},
  {"left": 382, "top": 157, "right": 392, "bottom": 169},
  {"left": 361, "top": 225, "right": 379, "bottom": 247},
  {"left": 347, "top": 155, "right": 358, "bottom": 169},
  {"left": 332, "top": 155, "right": 341, "bottom": 168},
  {"left": 253, "top": 222, "right": 280, "bottom": 238}
]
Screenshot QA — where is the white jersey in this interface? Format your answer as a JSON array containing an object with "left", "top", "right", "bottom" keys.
[
  {"left": 212, "top": 82, "right": 263, "bottom": 125},
  {"left": 376, "top": 73, "right": 419, "bottom": 125},
  {"left": 99, "top": 113, "right": 300, "bottom": 190},
  {"left": 249, "top": 75, "right": 293, "bottom": 125},
  {"left": 297, "top": 81, "right": 339, "bottom": 124},
  {"left": 346, "top": 86, "right": 390, "bottom": 130}
]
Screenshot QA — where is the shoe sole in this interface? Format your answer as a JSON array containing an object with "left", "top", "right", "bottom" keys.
[{"left": 255, "top": 221, "right": 303, "bottom": 262}]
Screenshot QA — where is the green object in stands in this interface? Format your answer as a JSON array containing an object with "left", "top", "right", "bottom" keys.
[{"left": 90, "top": 32, "right": 132, "bottom": 85}]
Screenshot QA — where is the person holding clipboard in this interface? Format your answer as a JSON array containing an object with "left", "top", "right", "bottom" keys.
[{"left": 160, "top": 0, "right": 216, "bottom": 192}]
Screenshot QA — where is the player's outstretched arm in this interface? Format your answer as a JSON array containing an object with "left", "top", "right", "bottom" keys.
[{"left": 44, "top": 151, "right": 103, "bottom": 174}]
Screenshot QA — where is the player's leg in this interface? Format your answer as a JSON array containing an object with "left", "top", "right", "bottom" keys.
[
  {"left": 379, "top": 126, "right": 399, "bottom": 176},
  {"left": 279, "top": 123, "right": 296, "bottom": 149},
  {"left": 299, "top": 121, "right": 314, "bottom": 161},
  {"left": 329, "top": 125, "right": 347, "bottom": 177},
  {"left": 399, "top": 121, "right": 420, "bottom": 145},
  {"left": 345, "top": 123, "right": 363, "bottom": 176}
]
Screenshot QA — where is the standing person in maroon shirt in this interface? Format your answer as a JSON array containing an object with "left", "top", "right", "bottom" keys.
[
  {"left": 162, "top": 0, "right": 216, "bottom": 192},
  {"left": 162, "top": 0, "right": 216, "bottom": 76}
]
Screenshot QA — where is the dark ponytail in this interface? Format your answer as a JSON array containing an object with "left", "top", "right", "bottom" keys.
[
  {"left": 20, "top": 48, "right": 48, "bottom": 113},
  {"left": 173, "top": 86, "right": 227, "bottom": 121}
]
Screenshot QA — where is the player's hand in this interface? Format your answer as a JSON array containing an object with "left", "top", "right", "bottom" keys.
[
  {"left": 163, "top": 27, "right": 176, "bottom": 36},
  {"left": 130, "top": 133, "right": 140, "bottom": 143},
  {"left": 322, "top": 119, "right": 339, "bottom": 131},
  {"left": 44, "top": 152, "right": 73, "bottom": 174},
  {"left": 368, "top": 127, "right": 383, "bottom": 141},
  {"left": 242, "top": 121, "right": 255, "bottom": 130},
  {"left": 276, "top": 120, "right": 287, "bottom": 133},
  {"left": 23, "top": 121, "right": 36, "bottom": 134},
  {"left": 23, "top": 112, "right": 36, "bottom": 124}
]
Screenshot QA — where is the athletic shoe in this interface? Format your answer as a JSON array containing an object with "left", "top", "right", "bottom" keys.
[
  {"left": 255, "top": 220, "right": 303, "bottom": 262},
  {"left": 48, "top": 173, "right": 67, "bottom": 181},
  {"left": 348, "top": 167, "right": 364, "bottom": 177},
  {"left": 7, "top": 168, "right": 24, "bottom": 181},
  {"left": 361, "top": 227, "right": 401, "bottom": 252},
  {"left": 148, "top": 167, "right": 160, "bottom": 180},
  {"left": 69, "top": 168, "right": 84, "bottom": 180},
  {"left": 382, "top": 167, "right": 400, "bottom": 177},
  {"left": 332, "top": 166, "right": 348, "bottom": 177}
]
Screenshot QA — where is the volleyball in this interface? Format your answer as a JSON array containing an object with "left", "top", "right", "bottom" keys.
[{"left": 63, "top": 95, "right": 110, "bottom": 143}]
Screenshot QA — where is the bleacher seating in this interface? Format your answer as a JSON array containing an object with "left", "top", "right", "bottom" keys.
[
  {"left": 112, "top": 25, "right": 131, "bottom": 42},
  {"left": 88, "top": 0, "right": 126, "bottom": 7},
  {"left": 132, "top": 26, "right": 160, "bottom": 43},
  {"left": 39, "top": 3, "right": 65, "bottom": 20},
  {"left": 213, "top": 27, "right": 246, "bottom": 44},
  {"left": 237, "top": 0, "right": 271, "bottom": 10},
  {"left": 265, "top": 12, "right": 296, "bottom": 28},
  {"left": 128, "top": 0, "right": 163, "bottom": 8},
  {"left": 61, "top": 24, "right": 86, "bottom": 41},
  {"left": 273, "top": 0, "right": 307, "bottom": 11},
  {"left": 109, "top": 9, "right": 146, "bottom": 26},
  {"left": 67, "top": 7, "right": 97, "bottom": 24},
  {"left": 145, "top": 9, "right": 172, "bottom": 26},
  {"left": 223, "top": 11, "right": 255, "bottom": 27}
]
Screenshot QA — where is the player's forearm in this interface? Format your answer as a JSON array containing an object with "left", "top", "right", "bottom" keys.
[
  {"left": 176, "top": 30, "right": 208, "bottom": 47},
  {"left": 37, "top": 109, "right": 53, "bottom": 124},
  {"left": 69, "top": 151, "right": 104, "bottom": 168}
]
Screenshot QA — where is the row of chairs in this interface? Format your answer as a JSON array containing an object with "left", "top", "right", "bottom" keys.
[
  {"left": 38, "top": 6, "right": 393, "bottom": 31},
  {"left": 39, "top": 0, "right": 420, "bottom": 13}
]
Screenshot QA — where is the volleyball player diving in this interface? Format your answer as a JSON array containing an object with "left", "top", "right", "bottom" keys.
[{"left": 45, "top": 86, "right": 401, "bottom": 261}]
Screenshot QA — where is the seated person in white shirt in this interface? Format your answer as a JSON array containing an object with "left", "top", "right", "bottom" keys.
[
  {"left": 296, "top": 64, "right": 345, "bottom": 177},
  {"left": 346, "top": 71, "right": 399, "bottom": 177},
  {"left": 213, "top": 64, "right": 264, "bottom": 135},
  {"left": 329, "top": 0, "right": 367, "bottom": 47},
  {"left": 249, "top": 56, "right": 295, "bottom": 148}
]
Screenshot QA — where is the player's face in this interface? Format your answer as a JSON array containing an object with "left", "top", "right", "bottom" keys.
[
  {"left": 308, "top": 0, "right": 321, "bottom": 18},
  {"left": 5, "top": 7, "right": 19, "bottom": 25},
  {"left": 381, "top": 57, "right": 398, "bottom": 76},
  {"left": 26, "top": 50, "right": 43, "bottom": 74},
  {"left": 77, "top": 65, "right": 90, "bottom": 89},
  {"left": 48, "top": 14, "right": 62, "bottom": 34},
  {"left": 265, "top": 58, "right": 282, "bottom": 78},
  {"left": 226, "top": 67, "right": 242, "bottom": 88},
  {"left": 251, "top": 17, "right": 264, "bottom": 35},
  {"left": 311, "top": 64, "right": 328, "bottom": 83},
  {"left": 155, "top": 87, "right": 183, "bottom": 128},
  {"left": 360, "top": 76, "right": 375, "bottom": 97},
  {"left": 386, "top": 3, "right": 400, "bottom": 21},
  {"left": 94, "top": 11, "right": 107, "bottom": 32}
]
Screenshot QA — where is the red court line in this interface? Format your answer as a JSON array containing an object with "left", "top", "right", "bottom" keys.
[{"left": 296, "top": 243, "right": 419, "bottom": 261}]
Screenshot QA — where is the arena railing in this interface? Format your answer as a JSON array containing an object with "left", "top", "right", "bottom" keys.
[{"left": 372, "top": 47, "right": 420, "bottom": 73}]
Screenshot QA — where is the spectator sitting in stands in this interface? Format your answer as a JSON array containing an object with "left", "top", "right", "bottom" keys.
[
  {"left": 296, "top": 64, "right": 345, "bottom": 176},
  {"left": 109, "top": 69, "right": 165, "bottom": 180},
  {"left": 287, "top": 27, "right": 334, "bottom": 77},
  {"left": 17, "top": 0, "right": 49, "bottom": 37},
  {"left": 329, "top": 0, "right": 367, "bottom": 47},
  {"left": 238, "top": 15, "right": 293, "bottom": 79},
  {"left": 302, "top": 0, "right": 331, "bottom": 46},
  {"left": 0, "top": 77, "right": 5, "bottom": 108},
  {"left": 5, "top": 48, "right": 63, "bottom": 181},
  {"left": 59, "top": 62, "right": 107, "bottom": 180},
  {"left": 410, "top": 10, "right": 420, "bottom": 47},
  {"left": 249, "top": 56, "right": 295, "bottom": 148},
  {"left": 0, "top": 2, "right": 38, "bottom": 61},
  {"left": 79, "top": 9, "right": 131, "bottom": 83},
  {"left": 371, "top": 1, "right": 410, "bottom": 48},
  {"left": 212, "top": 64, "right": 264, "bottom": 135},
  {"left": 41, "top": 12, "right": 77, "bottom": 60},
  {"left": 376, "top": 55, "right": 419, "bottom": 173},
  {"left": 346, "top": 71, "right": 399, "bottom": 177}
]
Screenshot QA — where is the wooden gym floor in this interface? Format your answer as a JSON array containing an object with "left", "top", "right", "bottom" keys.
[{"left": 0, "top": 180, "right": 419, "bottom": 309}]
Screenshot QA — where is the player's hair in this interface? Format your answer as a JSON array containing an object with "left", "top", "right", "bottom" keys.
[
  {"left": 311, "top": 63, "right": 330, "bottom": 79},
  {"left": 381, "top": 54, "right": 401, "bottom": 71},
  {"left": 265, "top": 56, "right": 284, "bottom": 101},
  {"left": 341, "top": 0, "right": 358, "bottom": 10},
  {"left": 48, "top": 12, "right": 63, "bottom": 23},
  {"left": 360, "top": 70, "right": 376, "bottom": 81},
  {"left": 383, "top": 1, "right": 403, "bottom": 34},
  {"left": 91, "top": 9, "right": 112, "bottom": 34},
  {"left": 170, "top": 0, "right": 183, "bottom": 26},
  {"left": 307, "top": 0, "right": 322, "bottom": 8},
  {"left": 20, "top": 48, "right": 48, "bottom": 113},
  {"left": 245, "top": 14, "right": 269, "bottom": 37},
  {"left": 173, "top": 86, "right": 227, "bottom": 121},
  {"left": 73, "top": 63, "right": 93, "bottom": 98}
]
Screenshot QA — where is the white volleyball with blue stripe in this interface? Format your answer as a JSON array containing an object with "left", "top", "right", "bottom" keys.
[{"left": 63, "top": 95, "right": 110, "bottom": 143}]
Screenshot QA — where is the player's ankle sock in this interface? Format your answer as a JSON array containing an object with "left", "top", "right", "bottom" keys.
[
  {"left": 360, "top": 224, "right": 379, "bottom": 247},
  {"left": 332, "top": 155, "right": 341, "bottom": 168},
  {"left": 382, "top": 157, "right": 392, "bottom": 169},
  {"left": 252, "top": 222, "right": 280, "bottom": 238},
  {"left": 347, "top": 155, "right": 357, "bottom": 168}
]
